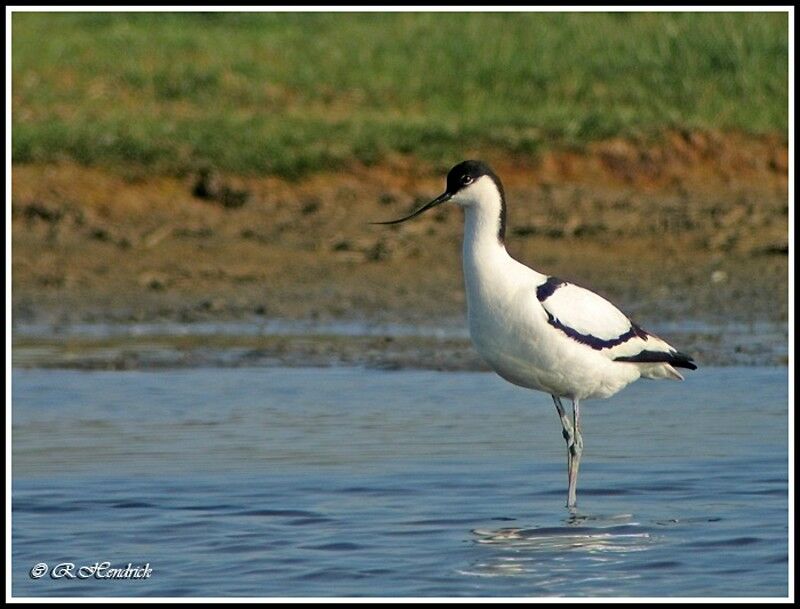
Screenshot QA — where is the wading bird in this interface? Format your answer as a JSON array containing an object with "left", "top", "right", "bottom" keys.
[{"left": 374, "top": 160, "right": 696, "bottom": 508}]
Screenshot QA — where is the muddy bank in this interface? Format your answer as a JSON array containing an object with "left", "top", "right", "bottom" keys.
[
  {"left": 11, "top": 132, "right": 788, "bottom": 368},
  {"left": 11, "top": 317, "right": 788, "bottom": 370}
]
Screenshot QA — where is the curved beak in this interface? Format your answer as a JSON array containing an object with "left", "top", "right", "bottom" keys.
[{"left": 371, "top": 191, "right": 452, "bottom": 225}]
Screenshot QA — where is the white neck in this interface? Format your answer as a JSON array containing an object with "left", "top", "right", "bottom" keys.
[
  {"left": 457, "top": 179, "right": 545, "bottom": 303},
  {"left": 456, "top": 176, "right": 506, "bottom": 257},
  {"left": 463, "top": 200, "right": 505, "bottom": 255},
  {"left": 461, "top": 199, "right": 513, "bottom": 300}
]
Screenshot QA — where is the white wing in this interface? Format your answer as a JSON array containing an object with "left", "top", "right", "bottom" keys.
[
  {"left": 535, "top": 277, "right": 695, "bottom": 371},
  {"left": 541, "top": 281, "right": 633, "bottom": 342}
]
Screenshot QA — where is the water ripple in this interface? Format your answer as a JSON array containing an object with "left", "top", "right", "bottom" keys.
[{"left": 11, "top": 366, "right": 788, "bottom": 597}]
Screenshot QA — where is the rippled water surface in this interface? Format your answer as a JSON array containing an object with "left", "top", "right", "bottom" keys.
[{"left": 12, "top": 366, "right": 788, "bottom": 597}]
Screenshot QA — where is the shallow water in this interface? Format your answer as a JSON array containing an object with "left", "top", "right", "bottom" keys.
[{"left": 12, "top": 366, "right": 788, "bottom": 597}]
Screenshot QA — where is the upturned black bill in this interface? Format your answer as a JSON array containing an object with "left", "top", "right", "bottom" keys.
[{"left": 371, "top": 191, "right": 452, "bottom": 225}]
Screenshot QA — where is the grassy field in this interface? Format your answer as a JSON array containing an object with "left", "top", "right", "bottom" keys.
[{"left": 12, "top": 11, "right": 788, "bottom": 177}]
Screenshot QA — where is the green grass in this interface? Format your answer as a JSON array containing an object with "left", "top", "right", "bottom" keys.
[{"left": 12, "top": 11, "right": 789, "bottom": 177}]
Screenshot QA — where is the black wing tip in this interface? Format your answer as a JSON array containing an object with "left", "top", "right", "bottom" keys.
[
  {"left": 615, "top": 349, "right": 698, "bottom": 370},
  {"left": 672, "top": 351, "right": 698, "bottom": 370}
]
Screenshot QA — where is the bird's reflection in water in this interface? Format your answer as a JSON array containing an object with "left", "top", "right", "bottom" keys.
[{"left": 462, "top": 512, "right": 655, "bottom": 582}]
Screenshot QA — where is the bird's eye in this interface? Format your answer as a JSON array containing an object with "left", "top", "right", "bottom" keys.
[{"left": 461, "top": 175, "right": 474, "bottom": 185}]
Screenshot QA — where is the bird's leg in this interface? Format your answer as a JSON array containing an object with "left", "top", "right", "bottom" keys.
[
  {"left": 567, "top": 398, "right": 584, "bottom": 509},
  {"left": 552, "top": 395, "right": 575, "bottom": 503}
]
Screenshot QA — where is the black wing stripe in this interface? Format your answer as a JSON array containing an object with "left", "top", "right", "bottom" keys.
[
  {"left": 536, "top": 276, "right": 566, "bottom": 301},
  {"left": 614, "top": 349, "right": 698, "bottom": 370},
  {"left": 544, "top": 309, "right": 647, "bottom": 351}
]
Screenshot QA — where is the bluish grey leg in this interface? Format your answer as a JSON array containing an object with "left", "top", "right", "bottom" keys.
[
  {"left": 552, "top": 395, "right": 576, "bottom": 507},
  {"left": 567, "top": 398, "right": 583, "bottom": 509}
]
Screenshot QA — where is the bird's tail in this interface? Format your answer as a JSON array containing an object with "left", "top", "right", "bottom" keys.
[{"left": 614, "top": 336, "right": 697, "bottom": 380}]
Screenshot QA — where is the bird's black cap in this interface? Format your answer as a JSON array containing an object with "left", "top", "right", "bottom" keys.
[
  {"left": 445, "top": 160, "right": 496, "bottom": 194},
  {"left": 445, "top": 160, "right": 506, "bottom": 241}
]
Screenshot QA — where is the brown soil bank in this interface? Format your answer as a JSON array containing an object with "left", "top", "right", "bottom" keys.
[{"left": 12, "top": 131, "right": 788, "bottom": 338}]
